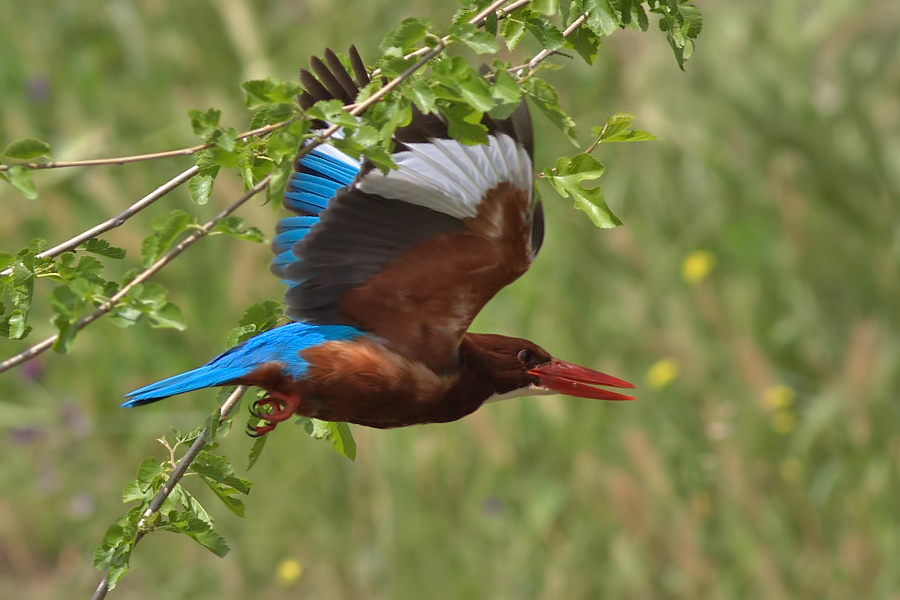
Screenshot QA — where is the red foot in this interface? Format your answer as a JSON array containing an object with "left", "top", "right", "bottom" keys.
[{"left": 247, "top": 391, "right": 301, "bottom": 437}]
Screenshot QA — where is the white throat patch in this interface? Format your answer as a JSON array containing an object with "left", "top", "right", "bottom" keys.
[{"left": 483, "top": 383, "right": 554, "bottom": 404}]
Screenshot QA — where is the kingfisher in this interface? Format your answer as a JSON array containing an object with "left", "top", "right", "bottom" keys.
[{"left": 125, "top": 47, "right": 634, "bottom": 435}]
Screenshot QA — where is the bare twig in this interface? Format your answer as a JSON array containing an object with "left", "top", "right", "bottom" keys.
[
  {"left": 0, "top": 166, "right": 199, "bottom": 279},
  {"left": 90, "top": 386, "right": 247, "bottom": 600},
  {"left": 0, "top": 120, "right": 294, "bottom": 172},
  {"left": 499, "top": 0, "right": 530, "bottom": 14},
  {"left": 0, "top": 175, "right": 271, "bottom": 375}
]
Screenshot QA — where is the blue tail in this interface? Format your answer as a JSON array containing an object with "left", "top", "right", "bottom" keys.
[{"left": 123, "top": 322, "right": 364, "bottom": 407}]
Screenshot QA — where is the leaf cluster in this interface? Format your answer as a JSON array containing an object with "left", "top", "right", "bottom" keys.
[
  {"left": 94, "top": 428, "right": 252, "bottom": 590},
  {"left": 0, "top": 237, "right": 187, "bottom": 352}
]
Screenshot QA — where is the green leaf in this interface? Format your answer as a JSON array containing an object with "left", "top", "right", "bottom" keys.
[
  {"left": 121, "top": 480, "right": 146, "bottom": 503},
  {"left": 226, "top": 300, "right": 283, "bottom": 346},
  {"left": 142, "top": 210, "right": 194, "bottom": 266},
  {"left": 188, "top": 171, "right": 217, "bottom": 205},
  {"left": 532, "top": 0, "right": 559, "bottom": 14},
  {"left": 73, "top": 255, "right": 105, "bottom": 281},
  {"left": 148, "top": 302, "right": 186, "bottom": 330},
  {"left": 523, "top": 78, "right": 578, "bottom": 145},
  {"left": 525, "top": 16, "right": 566, "bottom": 51},
  {"left": 188, "top": 108, "right": 221, "bottom": 138},
  {"left": 106, "top": 562, "right": 131, "bottom": 590},
  {"left": 2, "top": 138, "right": 51, "bottom": 160},
  {"left": 629, "top": 2, "right": 649, "bottom": 31},
  {"left": 305, "top": 99, "right": 358, "bottom": 129},
  {"left": 364, "top": 93, "right": 412, "bottom": 144},
  {"left": 2, "top": 165, "right": 38, "bottom": 199},
  {"left": 567, "top": 24, "right": 601, "bottom": 64},
  {"left": 652, "top": 1, "right": 703, "bottom": 69},
  {"left": 499, "top": 16, "right": 527, "bottom": 50},
  {"left": 249, "top": 103, "right": 298, "bottom": 128},
  {"left": 180, "top": 486, "right": 214, "bottom": 526},
  {"left": 381, "top": 17, "right": 432, "bottom": 54},
  {"left": 247, "top": 434, "right": 267, "bottom": 470},
  {"left": 681, "top": 4, "right": 703, "bottom": 38},
  {"left": 432, "top": 56, "right": 494, "bottom": 110},
  {"left": 0, "top": 251, "right": 14, "bottom": 271},
  {"left": 210, "top": 127, "right": 238, "bottom": 152},
  {"left": 185, "top": 525, "right": 230, "bottom": 557},
  {"left": 543, "top": 153, "right": 622, "bottom": 228},
  {"left": 203, "top": 481, "right": 247, "bottom": 517},
  {"left": 241, "top": 78, "right": 303, "bottom": 108},
  {"left": 7, "top": 309, "right": 27, "bottom": 339},
  {"left": 591, "top": 112, "right": 656, "bottom": 143},
  {"left": 212, "top": 216, "right": 267, "bottom": 243},
  {"left": 136, "top": 458, "right": 164, "bottom": 489},
  {"left": 440, "top": 103, "right": 488, "bottom": 145},
  {"left": 266, "top": 157, "right": 293, "bottom": 205},
  {"left": 326, "top": 421, "right": 356, "bottom": 461},
  {"left": 360, "top": 144, "right": 398, "bottom": 173},
  {"left": 585, "top": 0, "right": 621, "bottom": 37},
  {"left": 48, "top": 285, "right": 77, "bottom": 318},
  {"left": 449, "top": 22, "right": 499, "bottom": 54},
  {"left": 80, "top": 239, "right": 126, "bottom": 259},
  {"left": 488, "top": 68, "right": 522, "bottom": 119},
  {"left": 402, "top": 79, "right": 437, "bottom": 114}
]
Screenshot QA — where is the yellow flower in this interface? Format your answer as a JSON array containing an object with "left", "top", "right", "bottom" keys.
[
  {"left": 762, "top": 384, "right": 795, "bottom": 411},
  {"left": 276, "top": 558, "right": 303, "bottom": 586},
  {"left": 681, "top": 250, "right": 715, "bottom": 283},
  {"left": 647, "top": 357, "right": 679, "bottom": 389},
  {"left": 770, "top": 410, "right": 796, "bottom": 434}
]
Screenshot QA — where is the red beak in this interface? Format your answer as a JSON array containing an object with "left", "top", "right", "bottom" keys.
[{"left": 528, "top": 359, "right": 636, "bottom": 401}]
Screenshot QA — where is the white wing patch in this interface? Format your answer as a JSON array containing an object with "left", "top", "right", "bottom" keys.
[{"left": 355, "top": 134, "right": 532, "bottom": 219}]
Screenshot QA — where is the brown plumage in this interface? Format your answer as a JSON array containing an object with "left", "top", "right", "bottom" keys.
[{"left": 124, "top": 46, "right": 634, "bottom": 434}]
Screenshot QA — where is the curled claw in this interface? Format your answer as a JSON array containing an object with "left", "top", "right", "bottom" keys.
[
  {"left": 246, "top": 391, "right": 302, "bottom": 437},
  {"left": 246, "top": 421, "right": 276, "bottom": 437},
  {"left": 249, "top": 397, "right": 281, "bottom": 420}
]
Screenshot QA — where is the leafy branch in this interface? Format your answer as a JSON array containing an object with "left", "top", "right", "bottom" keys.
[
  {"left": 0, "top": 119, "right": 295, "bottom": 173},
  {"left": 0, "top": 167, "right": 198, "bottom": 280},
  {"left": 91, "top": 386, "right": 248, "bottom": 599},
  {"left": 0, "top": 174, "right": 272, "bottom": 374}
]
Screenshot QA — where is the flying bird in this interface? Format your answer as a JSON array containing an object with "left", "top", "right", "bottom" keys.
[{"left": 125, "top": 47, "right": 634, "bottom": 435}]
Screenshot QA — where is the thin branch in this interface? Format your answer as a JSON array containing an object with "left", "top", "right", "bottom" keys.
[
  {"left": 516, "top": 12, "right": 588, "bottom": 75},
  {"left": 0, "top": 119, "right": 294, "bottom": 172},
  {"left": 0, "top": 166, "right": 199, "bottom": 279},
  {"left": 499, "top": 0, "right": 530, "bottom": 14},
  {"left": 90, "top": 385, "right": 247, "bottom": 600},
  {"left": 369, "top": 0, "right": 526, "bottom": 78},
  {"left": 584, "top": 124, "right": 609, "bottom": 155},
  {"left": 469, "top": 0, "right": 514, "bottom": 24},
  {"left": 0, "top": 175, "right": 271, "bottom": 375}
]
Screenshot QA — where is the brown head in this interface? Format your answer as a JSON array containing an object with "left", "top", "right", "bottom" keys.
[{"left": 463, "top": 333, "right": 635, "bottom": 403}]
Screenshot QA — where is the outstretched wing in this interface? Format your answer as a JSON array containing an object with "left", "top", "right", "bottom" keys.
[{"left": 275, "top": 47, "right": 543, "bottom": 372}]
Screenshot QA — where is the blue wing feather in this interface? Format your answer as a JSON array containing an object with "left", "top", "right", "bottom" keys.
[
  {"left": 272, "top": 146, "right": 361, "bottom": 279},
  {"left": 123, "top": 322, "right": 363, "bottom": 406}
]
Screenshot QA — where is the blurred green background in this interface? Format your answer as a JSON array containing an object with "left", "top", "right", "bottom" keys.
[{"left": 2, "top": 0, "right": 899, "bottom": 598}]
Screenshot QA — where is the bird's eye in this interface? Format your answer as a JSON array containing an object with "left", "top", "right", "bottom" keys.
[{"left": 517, "top": 349, "right": 533, "bottom": 364}]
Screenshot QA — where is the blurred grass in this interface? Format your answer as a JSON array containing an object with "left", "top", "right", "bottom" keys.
[{"left": 2, "top": 0, "right": 900, "bottom": 598}]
